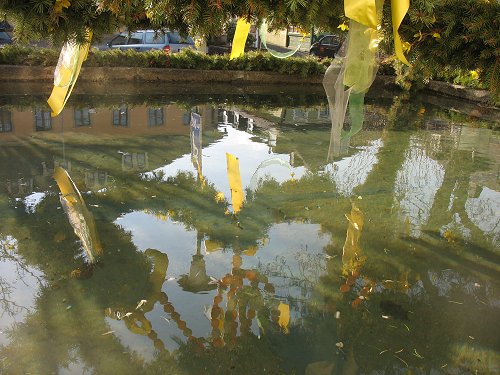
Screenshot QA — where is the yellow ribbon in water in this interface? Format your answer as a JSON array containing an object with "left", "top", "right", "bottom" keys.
[
  {"left": 48, "top": 31, "right": 92, "bottom": 116},
  {"left": 277, "top": 302, "right": 290, "bottom": 334},
  {"left": 230, "top": 18, "right": 251, "bottom": 60},
  {"left": 344, "top": 0, "right": 411, "bottom": 66},
  {"left": 119, "top": 249, "right": 169, "bottom": 336},
  {"left": 54, "top": 166, "right": 102, "bottom": 262},
  {"left": 226, "top": 153, "right": 244, "bottom": 213}
]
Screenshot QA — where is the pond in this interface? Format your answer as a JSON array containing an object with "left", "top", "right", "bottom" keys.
[{"left": 0, "top": 84, "right": 499, "bottom": 374}]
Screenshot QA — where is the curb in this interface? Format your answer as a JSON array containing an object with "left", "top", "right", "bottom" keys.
[
  {"left": 0, "top": 65, "right": 496, "bottom": 113},
  {"left": 0, "top": 65, "right": 324, "bottom": 85}
]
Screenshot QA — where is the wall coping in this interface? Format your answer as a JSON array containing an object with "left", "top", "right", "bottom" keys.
[{"left": 0, "top": 65, "right": 495, "bottom": 108}]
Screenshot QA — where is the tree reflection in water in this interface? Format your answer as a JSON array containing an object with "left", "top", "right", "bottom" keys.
[{"left": 0, "top": 91, "right": 499, "bottom": 374}]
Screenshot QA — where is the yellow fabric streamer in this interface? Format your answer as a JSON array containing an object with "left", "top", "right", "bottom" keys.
[
  {"left": 344, "top": 0, "right": 411, "bottom": 66},
  {"left": 343, "top": 21, "right": 379, "bottom": 93},
  {"left": 48, "top": 31, "right": 92, "bottom": 116},
  {"left": 53, "top": 166, "right": 102, "bottom": 262},
  {"left": 278, "top": 302, "right": 290, "bottom": 334},
  {"left": 230, "top": 18, "right": 251, "bottom": 60},
  {"left": 391, "top": 0, "right": 411, "bottom": 66},
  {"left": 344, "top": 0, "right": 378, "bottom": 29},
  {"left": 226, "top": 153, "right": 244, "bottom": 213}
]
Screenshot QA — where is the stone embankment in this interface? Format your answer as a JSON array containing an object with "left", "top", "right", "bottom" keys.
[{"left": 0, "top": 65, "right": 497, "bottom": 122}]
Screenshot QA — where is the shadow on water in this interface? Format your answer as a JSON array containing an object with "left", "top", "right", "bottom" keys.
[{"left": 0, "top": 85, "right": 499, "bottom": 374}]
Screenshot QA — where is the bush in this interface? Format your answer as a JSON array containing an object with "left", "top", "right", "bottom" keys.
[
  {"left": 0, "top": 45, "right": 336, "bottom": 77},
  {"left": 0, "top": 45, "right": 394, "bottom": 79}
]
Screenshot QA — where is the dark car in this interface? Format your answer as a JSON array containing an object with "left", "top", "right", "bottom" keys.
[
  {"left": 102, "top": 30, "right": 195, "bottom": 53},
  {"left": 309, "top": 35, "right": 341, "bottom": 58},
  {"left": 0, "top": 31, "right": 12, "bottom": 47}
]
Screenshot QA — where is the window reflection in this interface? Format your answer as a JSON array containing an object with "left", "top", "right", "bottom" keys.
[
  {"left": 112, "top": 106, "right": 128, "bottom": 127},
  {"left": 148, "top": 108, "right": 164, "bottom": 127},
  {"left": 74, "top": 108, "right": 91, "bottom": 127},
  {"left": 0, "top": 109, "right": 12, "bottom": 132},
  {"left": 34, "top": 109, "right": 52, "bottom": 131},
  {"left": 182, "top": 111, "right": 191, "bottom": 126},
  {"left": 122, "top": 152, "right": 148, "bottom": 171}
]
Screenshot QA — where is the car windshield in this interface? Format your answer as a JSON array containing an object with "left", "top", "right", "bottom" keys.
[
  {"left": 110, "top": 34, "right": 128, "bottom": 46},
  {"left": 0, "top": 31, "right": 11, "bottom": 43},
  {"left": 321, "top": 36, "right": 339, "bottom": 45},
  {"left": 167, "top": 32, "right": 194, "bottom": 44}
]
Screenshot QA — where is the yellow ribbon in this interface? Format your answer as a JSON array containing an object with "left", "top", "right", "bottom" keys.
[
  {"left": 48, "top": 31, "right": 92, "bottom": 116},
  {"left": 344, "top": 0, "right": 411, "bottom": 66},
  {"left": 53, "top": 166, "right": 102, "bottom": 262},
  {"left": 277, "top": 302, "right": 290, "bottom": 334},
  {"left": 391, "top": 0, "right": 411, "bottom": 66},
  {"left": 226, "top": 153, "right": 244, "bottom": 213},
  {"left": 230, "top": 18, "right": 251, "bottom": 60},
  {"left": 345, "top": 0, "right": 378, "bottom": 29}
]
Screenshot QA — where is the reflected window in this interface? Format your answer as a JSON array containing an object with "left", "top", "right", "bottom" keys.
[
  {"left": 74, "top": 108, "right": 91, "bottom": 127},
  {"left": 0, "top": 110, "right": 12, "bottom": 132},
  {"left": 318, "top": 106, "right": 330, "bottom": 119},
  {"left": 148, "top": 108, "right": 164, "bottom": 127},
  {"left": 183, "top": 111, "right": 191, "bottom": 126},
  {"left": 34, "top": 109, "right": 52, "bottom": 131},
  {"left": 122, "top": 152, "right": 148, "bottom": 170},
  {"left": 113, "top": 106, "right": 128, "bottom": 127},
  {"left": 137, "top": 153, "right": 147, "bottom": 168},
  {"left": 293, "top": 108, "right": 307, "bottom": 121}
]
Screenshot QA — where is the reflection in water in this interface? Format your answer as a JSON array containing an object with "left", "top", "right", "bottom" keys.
[
  {"left": 226, "top": 153, "right": 244, "bottom": 213},
  {"left": 0, "top": 91, "right": 499, "bottom": 374},
  {"left": 395, "top": 137, "right": 446, "bottom": 237},
  {"left": 207, "top": 254, "right": 288, "bottom": 348},
  {"left": 341, "top": 201, "right": 365, "bottom": 279},
  {"left": 54, "top": 166, "right": 102, "bottom": 263},
  {"left": 178, "top": 232, "right": 217, "bottom": 293}
]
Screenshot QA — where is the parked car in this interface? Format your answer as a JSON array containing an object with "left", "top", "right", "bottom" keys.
[
  {"left": 101, "top": 30, "right": 195, "bottom": 53},
  {"left": 309, "top": 35, "right": 341, "bottom": 58},
  {"left": 0, "top": 31, "right": 12, "bottom": 47}
]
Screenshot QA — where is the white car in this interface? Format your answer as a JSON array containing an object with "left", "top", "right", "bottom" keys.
[{"left": 102, "top": 30, "right": 195, "bottom": 53}]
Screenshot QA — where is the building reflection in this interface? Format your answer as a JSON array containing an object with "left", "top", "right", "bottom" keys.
[{"left": 0, "top": 104, "right": 217, "bottom": 141}]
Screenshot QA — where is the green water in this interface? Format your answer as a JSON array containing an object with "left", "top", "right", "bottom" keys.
[{"left": 0, "top": 87, "right": 499, "bottom": 374}]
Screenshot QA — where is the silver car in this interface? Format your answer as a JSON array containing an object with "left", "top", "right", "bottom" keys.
[{"left": 104, "top": 30, "right": 195, "bottom": 53}]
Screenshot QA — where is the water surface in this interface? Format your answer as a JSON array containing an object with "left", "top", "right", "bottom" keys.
[{"left": 0, "top": 87, "right": 499, "bottom": 374}]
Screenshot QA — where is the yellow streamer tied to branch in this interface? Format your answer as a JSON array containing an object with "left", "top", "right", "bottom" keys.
[
  {"left": 230, "top": 18, "right": 251, "bottom": 60},
  {"left": 391, "top": 0, "right": 411, "bottom": 66},
  {"left": 345, "top": 0, "right": 378, "bottom": 29},
  {"left": 47, "top": 31, "right": 92, "bottom": 116},
  {"left": 344, "top": 0, "right": 411, "bottom": 66}
]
